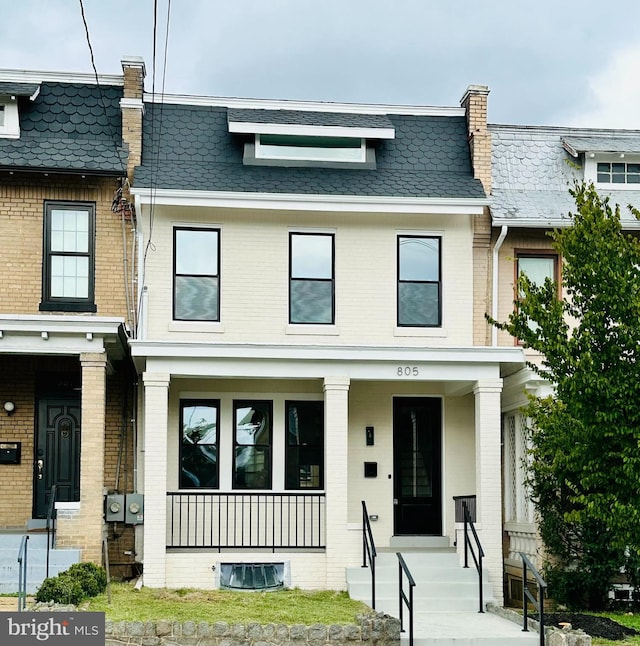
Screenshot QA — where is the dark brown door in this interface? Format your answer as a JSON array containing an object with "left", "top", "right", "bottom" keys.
[
  {"left": 34, "top": 400, "right": 81, "bottom": 518},
  {"left": 393, "top": 397, "right": 442, "bottom": 535}
]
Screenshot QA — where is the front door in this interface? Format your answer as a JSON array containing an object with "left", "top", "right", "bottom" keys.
[
  {"left": 393, "top": 397, "right": 442, "bottom": 535},
  {"left": 34, "top": 400, "right": 81, "bottom": 518}
]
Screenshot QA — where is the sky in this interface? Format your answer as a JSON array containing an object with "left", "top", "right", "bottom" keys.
[{"left": 2, "top": 0, "right": 640, "bottom": 129}]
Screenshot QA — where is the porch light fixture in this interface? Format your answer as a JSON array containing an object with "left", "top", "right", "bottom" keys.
[{"left": 3, "top": 401, "right": 15, "bottom": 416}]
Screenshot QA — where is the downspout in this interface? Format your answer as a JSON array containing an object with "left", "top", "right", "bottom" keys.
[
  {"left": 134, "top": 194, "right": 147, "bottom": 340},
  {"left": 491, "top": 225, "right": 508, "bottom": 346}
]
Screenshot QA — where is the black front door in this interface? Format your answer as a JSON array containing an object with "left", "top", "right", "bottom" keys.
[
  {"left": 34, "top": 399, "right": 81, "bottom": 518},
  {"left": 393, "top": 397, "right": 442, "bottom": 535}
]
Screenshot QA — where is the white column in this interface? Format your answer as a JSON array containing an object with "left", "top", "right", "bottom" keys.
[
  {"left": 142, "top": 372, "right": 170, "bottom": 587},
  {"left": 323, "top": 376, "right": 350, "bottom": 589},
  {"left": 473, "top": 378, "right": 504, "bottom": 605}
]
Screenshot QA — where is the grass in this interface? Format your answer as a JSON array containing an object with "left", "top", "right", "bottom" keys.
[
  {"left": 85, "top": 582, "right": 370, "bottom": 624},
  {"left": 591, "top": 612, "right": 640, "bottom": 645}
]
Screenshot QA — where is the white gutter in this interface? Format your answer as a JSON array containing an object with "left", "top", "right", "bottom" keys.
[{"left": 491, "top": 225, "right": 508, "bottom": 346}]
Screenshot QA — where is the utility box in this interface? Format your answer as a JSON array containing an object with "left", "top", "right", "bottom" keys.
[
  {"left": 0, "top": 442, "right": 21, "bottom": 464},
  {"left": 105, "top": 494, "right": 125, "bottom": 522},
  {"left": 125, "top": 493, "right": 144, "bottom": 525}
]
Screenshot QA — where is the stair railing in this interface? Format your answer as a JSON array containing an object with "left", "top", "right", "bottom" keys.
[
  {"left": 17, "top": 534, "right": 29, "bottom": 611},
  {"left": 461, "top": 499, "right": 485, "bottom": 613},
  {"left": 361, "top": 500, "right": 377, "bottom": 609},
  {"left": 397, "top": 553, "right": 415, "bottom": 646},
  {"left": 520, "top": 552, "right": 547, "bottom": 646},
  {"left": 46, "top": 484, "right": 57, "bottom": 578}
]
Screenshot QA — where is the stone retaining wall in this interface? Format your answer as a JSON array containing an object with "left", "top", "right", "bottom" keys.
[{"left": 105, "top": 613, "right": 401, "bottom": 646}]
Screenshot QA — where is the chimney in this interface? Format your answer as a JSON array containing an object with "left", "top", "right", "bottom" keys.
[
  {"left": 460, "top": 85, "right": 491, "bottom": 195},
  {"left": 120, "top": 56, "right": 146, "bottom": 181}
]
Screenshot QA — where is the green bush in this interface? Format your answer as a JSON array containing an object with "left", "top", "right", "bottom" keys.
[{"left": 35, "top": 562, "right": 107, "bottom": 605}]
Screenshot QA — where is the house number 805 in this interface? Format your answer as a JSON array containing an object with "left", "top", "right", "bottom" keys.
[{"left": 397, "top": 366, "right": 419, "bottom": 377}]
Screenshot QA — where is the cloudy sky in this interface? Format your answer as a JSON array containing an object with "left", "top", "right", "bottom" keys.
[{"left": 2, "top": 0, "right": 640, "bottom": 128}]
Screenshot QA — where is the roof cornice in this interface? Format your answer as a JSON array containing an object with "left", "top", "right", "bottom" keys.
[
  {"left": 131, "top": 188, "right": 488, "bottom": 214},
  {"left": 492, "top": 216, "right": 640, "bottom": 230},
  {"left": 0, "top": 69, "right": 123, "bottom": 86},
  {"left": 144, "top": 92, "right": 465, "bottom": 117}
]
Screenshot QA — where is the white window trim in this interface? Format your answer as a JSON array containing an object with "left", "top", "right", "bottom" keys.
[
  {"left": 584, "top": 153, "right": 640, "bottom": 190},
  {"left": 0, "top": 96, "right": 20, "bottom": 139},
  {"left": 255, "top": 134, "right": 366, "bottom": 163}
]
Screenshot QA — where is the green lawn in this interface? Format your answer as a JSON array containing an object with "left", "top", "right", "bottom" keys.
[
  {"left": 591, "top": 612, "right": 640, "bottom": 646},
  {"left": 85, "top": 582, "right": 370, "bottom": 624}
]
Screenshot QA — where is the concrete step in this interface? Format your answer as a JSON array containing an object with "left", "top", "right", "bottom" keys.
[{"left": 389, "top": 536, "right": 451, "bottom": 550}]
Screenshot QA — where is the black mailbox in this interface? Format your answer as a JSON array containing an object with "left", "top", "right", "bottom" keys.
[{"left": 0, "top": 442, "right": 21, "bottom": 464}]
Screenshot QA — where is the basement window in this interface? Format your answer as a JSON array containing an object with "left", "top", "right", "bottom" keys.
[{"left": 219, "top": 563, "right": 286, "bottom": 591}]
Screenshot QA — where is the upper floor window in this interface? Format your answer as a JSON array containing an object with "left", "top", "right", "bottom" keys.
[
  {"left": 0, "top": 96, "right": 19, "bottom": 138},
  {"left": 256, "top": 135, "right": 366, "bottom": 163},
  {"left": 289, "top": 233, "right": 334, "bottom": 324},
  {"left": 233, "top": 400, "right": 272, "bottom": 490},
  {"left": 516, "top": 252, "right": 558, "bottom": 292},
  {"left": 180, "top": 400, "right": 219, "bottom": 489},
  {"left": 285, "top": 401, "right": 324, "bottom": 490},
  {"left": 174, "top": 227, "right": 220, "bottom": 321},
  {"left": 397, "top": 235, "right": 441, "bottom": 327},
  {"left": 596, "top": 161, "right": 640, "bottom": 185},
  {"left": 40, "top": 201, "right": 96, "bottom": 312}
]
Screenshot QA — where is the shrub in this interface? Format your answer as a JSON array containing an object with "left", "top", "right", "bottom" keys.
[{"left": 35, "top": 562, "right": 108, "bottom": 605}]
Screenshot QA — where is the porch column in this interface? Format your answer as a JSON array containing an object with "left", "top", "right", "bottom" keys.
[
  {"left": 142, "top": 372, "right": 170, "bottom": 587},
  {"left": 323, "top": 376, "right": 350, "bottom": 589},
  {"left": 76, "top": 352, "right": 107, "bottom": 563},
  {"left": 473, "top": 378, "right": 504, "bottom": 605}
]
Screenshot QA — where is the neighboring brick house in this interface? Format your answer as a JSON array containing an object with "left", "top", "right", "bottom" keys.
[
  {"left": 127, "top": 84, "right": 524, "bottom": 600},
  {"left": 0, "top": 57, "right": 144, "bottom": 584},
  {"left": 487, "top": 123, "right": 640, "bottom": 604}
]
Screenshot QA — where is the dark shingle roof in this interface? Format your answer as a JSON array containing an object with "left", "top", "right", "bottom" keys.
[
  {"left": 0, "top": 82, "right": 40, "bottom": 98},
  {"left": 0, "top": 82, "right": 125, "bottom": 174},
  {"left": 228, "top": 108, "right": 395, "bottom": 132},
  {"left": 135, "top": 103, "right": 484, "bottom": 199}
]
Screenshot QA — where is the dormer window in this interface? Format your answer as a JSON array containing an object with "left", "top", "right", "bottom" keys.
[
  {"left": 0, "top": 96, "right": 19, "bottom": 139},
  {"left": 596, "top": 161, "right": 640, "bottom": 185},
  {"left": 255, "top": 134, "right": 366, "bottom": 163}
]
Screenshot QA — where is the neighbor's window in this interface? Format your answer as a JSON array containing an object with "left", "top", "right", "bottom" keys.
[
  {"left": 256, "top": 135, "right": 365, "bottom": 163},
  {"left": 180, "top": 400, "right": 219, "bottom": 489},
  {"left": 40, "top": 201, "right": 96, "bottom": 312},
  {"left": 233, "top": 401, "right": 272, "bottom": 489},
  {"left": 516, "top": 252, "right": 559, "bottom": 339},
  {"left": 174, "top": 227, "right": 220, "bottom": 321},
  {"left": 597, "top": 162, "right": 640, "bottom": 185},
  {"left": 397, "top": 236, "right": 441, "bottom": 327},
  {"left": 285, "top": 401, "right": 324, "bottom": 489},
  {"left": 289, "top": 233, "right": 334, "bottom": 324}
]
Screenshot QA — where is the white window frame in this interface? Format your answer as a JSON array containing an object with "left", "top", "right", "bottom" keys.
[
  {"left": 255, "top": 134, "right": 366, "bottom": 163},
  {"left": 584, "top": 153, "right": 640, "bottom": 190},
  {"left": 0, "top": 96, "right": 20, "bottom": 139}
]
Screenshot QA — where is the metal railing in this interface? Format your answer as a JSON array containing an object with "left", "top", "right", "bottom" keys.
[
  {"left": 46, "top": 484, "right": 57, "bottom": 578},
  {"left": 461, "top": 499, "right": 485, "bottom": 613},
  {"left": 361, "top": 500, "right": 377, "bottom": 609},
  {"left": 167, "top": 492, "right": 325, "bottom": 550},
  {"left": 397, "top": 553, "right": 415, "bottom": 646},
  {"left": 17, "top": 534, "right": 29, "bottom": 611},
  {"left": 520, "top": 552, "right": 547, "bottom": 646}
]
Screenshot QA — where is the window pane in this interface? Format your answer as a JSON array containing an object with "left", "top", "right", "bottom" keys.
[
  {"left": 399, "top": 237, "right": 439, "bottom": 281},
  {"left": 290, "top": 280, "right": 332, "bottom": 323},
  {"left": 518, "top": 257, "right": 555, "bottom": 287},
  {"left": 258, "top": 135, "right": 364, "bottom": 162},
  {"left": 291, "top": 234, "right": 332, "bottom": 278},
  {"left": 181, "top": 402, "right": 218, "bottom": 489},
  {"left": 50, "top": 209, "right": 88, "bottom": 252},
  {"left": 399, "top": 282, "right": 440, "bottom": 326},
  {"left": 176, "top": 229, "right": 218, "bottom": 275},
  {"left": 235, "top": 403, "right": 271, "bottom": 445},
  {"left": 175, "top": 276, "right": 219, "bottom": 320},
  {"left": 50, "top": 255, "right": 88, "bottom": 297},
  {"left": 234, "top": 446, "right": 270, "bottom": 488},
  {"left": 286, "top": 401, "right": 324, "bottom": 490}
]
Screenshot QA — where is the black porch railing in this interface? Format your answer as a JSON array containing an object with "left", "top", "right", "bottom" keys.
[
  {"left": 521, "top": 552, "right": 547, "bottom": 646},
  {"left": 17, "top": 534, "right": 29, "bottom": 611},
  {"left": 397, "top": 552, "right": 415, "bottom": 646},
  {"left": 461, "top": 499, "right": 485, "bottom": 613},
  {"left": 167, "top": 492, "right": 325, "bottom": 550},
  {"left": 46, "top": 484, "right": 57, "bottom": 578},
  {"left": 361, "top": 500, "right": 377, "bottom": 609}
]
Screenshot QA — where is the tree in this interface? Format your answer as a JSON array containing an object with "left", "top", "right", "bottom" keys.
[{"left": 489, "top": 182, "right": 640, "bottom": 609}]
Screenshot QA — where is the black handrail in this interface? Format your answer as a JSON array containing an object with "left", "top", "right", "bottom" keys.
[
  {"left": 520, "top": 552, "right": 547, "bottom": 646},
  {"left": 17, "top": 534, "right": 29, "bottom": 611},
  {"left": 461, "top": 500, "right": 485, "bottom": 613},
  {"left": 46, "top": 485, "right": 57, "bottom": 578},
  {"left": 361, "top": 500, "right": 377, "bottom": 609},
  {"left": 397, "top": 553, "right": 415, "bottom": 646}
]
